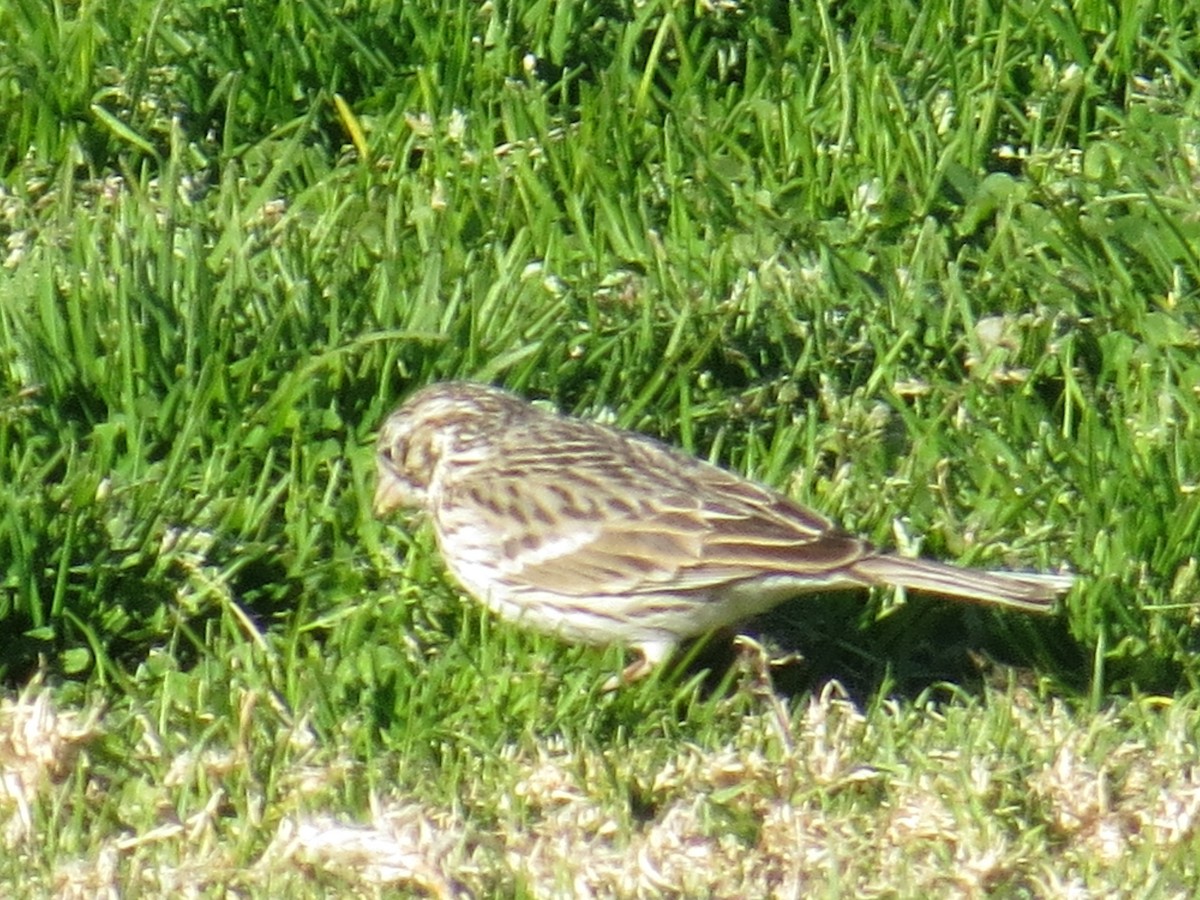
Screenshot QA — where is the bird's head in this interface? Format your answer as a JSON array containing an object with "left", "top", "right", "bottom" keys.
[{"left": 373, "top": 381, "right": 525, "bottom": 515}]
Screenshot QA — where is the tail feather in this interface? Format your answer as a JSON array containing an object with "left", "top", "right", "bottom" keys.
[{"left": 850, "top": 554, "right": 1073, "bottom": 613}]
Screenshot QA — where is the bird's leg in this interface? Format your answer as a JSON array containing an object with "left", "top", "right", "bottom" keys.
[
  {"left": 732, "top": 635, "right": 796, "bottom": 752},
  {"left": 601, "top": 641, "right": 674, "bottom": 692}
]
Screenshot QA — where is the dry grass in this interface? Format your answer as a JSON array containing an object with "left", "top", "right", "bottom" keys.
[
  {"left": 0, "top": 679, "right": 102, "bottom": 847},
  {"left": 6, "top": 678, "right": 1198, "bottom": 898}
]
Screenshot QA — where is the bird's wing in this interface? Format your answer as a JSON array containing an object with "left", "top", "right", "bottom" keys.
[{"left": 439, "top": 429, "right": 868, "bottom": 598}]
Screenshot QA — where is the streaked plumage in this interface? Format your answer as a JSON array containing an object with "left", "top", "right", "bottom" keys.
[{"left": 374, "top": 382, "right": 1072, "bottom": 679}]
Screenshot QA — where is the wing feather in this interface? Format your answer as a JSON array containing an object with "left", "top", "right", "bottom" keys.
[{"left": 438, "top": 422, "right": 869, "bottom": 597}]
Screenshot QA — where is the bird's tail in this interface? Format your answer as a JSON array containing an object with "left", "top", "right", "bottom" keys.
[{"left": 849, "top": 554, "right": 1073, "bottom": 613}]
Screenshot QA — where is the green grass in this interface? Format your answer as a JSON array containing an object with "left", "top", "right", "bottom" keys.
[{"left": 2, "top": 0, "right": 1200, "bottom": 894}]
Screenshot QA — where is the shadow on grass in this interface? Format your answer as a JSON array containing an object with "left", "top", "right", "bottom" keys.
[{"left": 674, "top": 593, "right": 1092, "bottom": 707}]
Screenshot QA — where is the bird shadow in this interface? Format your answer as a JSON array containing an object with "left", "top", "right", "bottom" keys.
[{"left": 674, "top": 593, "right": 1087, "bottom": 708}]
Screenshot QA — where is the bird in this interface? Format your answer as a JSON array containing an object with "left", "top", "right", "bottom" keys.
[{"left": 373, "top": 381, "right": 1073, "bottom": 682}]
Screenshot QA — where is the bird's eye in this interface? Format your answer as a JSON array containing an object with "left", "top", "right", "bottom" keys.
[{"left": 379, "top": 437, "right": 404, "bottom": 468}]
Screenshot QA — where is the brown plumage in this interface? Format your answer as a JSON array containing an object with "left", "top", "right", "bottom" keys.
[{"left": 374, "top": 382, "right": 1072, "bottom": 679}]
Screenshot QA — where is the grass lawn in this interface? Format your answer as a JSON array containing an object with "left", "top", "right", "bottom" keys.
[{"left": 2, "top": 0, "right": 1199, "bottom": 895}]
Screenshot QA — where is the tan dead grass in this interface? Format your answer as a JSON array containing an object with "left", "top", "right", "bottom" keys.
[
  {"left": 0, "top": 677, "right": 102, "bottom": 846},
  {"left": 5, "top": 680, "right": 1200, "bottom": 898}
]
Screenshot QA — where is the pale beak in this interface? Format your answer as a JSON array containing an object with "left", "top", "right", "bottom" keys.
[
  {"left": 373, "top": 477, "right": 400, "bottom": 516},
  {"left": 373, "top": 472, "right": 420, "bottom": 517}
]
